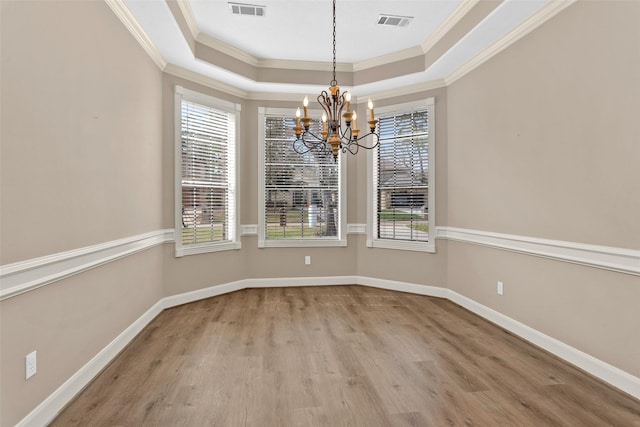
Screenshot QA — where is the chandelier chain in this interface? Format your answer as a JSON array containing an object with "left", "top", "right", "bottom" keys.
[{"left": 331, "top": 0, "right": 337, "bottom": 86}]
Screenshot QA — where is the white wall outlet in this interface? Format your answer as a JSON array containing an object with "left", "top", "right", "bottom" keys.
[
  {"left": 26, "top": 351, "right": 37, "bottom": 380},
  {"left": 305, "top": 255, "right": 311, "bottom": 265},
  {"left": 497, "top": 281, "right": 504, "bottom": 295}
]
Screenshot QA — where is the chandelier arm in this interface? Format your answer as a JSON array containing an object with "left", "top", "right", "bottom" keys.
[
  {"left": 301, "top": 130, "right": 326, "bottom": 143},
  {"left": 293, "top": 139, "right": 314, "bottom": 154},
  {"left": 294, "top": 137, "right": 327, "bottom": 154},
  {"left": 341, "top": 142, "right": 359, "bottom": 155},
  {"left": 317, "top": 93, "right": 333, "bottom": 123},
  {"left": 341, "top": 131, "right": 381, "bottom": 150},
  {"left": 352, "top": 131, "right": 380, "bottom": 147},
  {"left": 337, "top": 121, "right": 352, "bottom": 141}
]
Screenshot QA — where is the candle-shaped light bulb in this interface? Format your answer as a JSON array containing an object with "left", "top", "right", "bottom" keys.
[
  {"left": 322, "top": 112, "right": 327, "bottom": 132},
  {"left": 345, "top": 92, "right": 351, "bottom": 112},
  {"left": 303, "top": 96, "right": 309, "bottom": 118},
  {"left": 352, "top": 111, "right": 357, "bottom": 130},
  {"left": 368, "top": 99, "right": 375, "bottom": 120},
  {"left": 296, "top": 107, "right": 301, "bottom": 125}
]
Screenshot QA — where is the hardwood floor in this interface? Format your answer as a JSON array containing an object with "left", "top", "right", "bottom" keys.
[{"left": 51, "top": 286, "right": 640, "bottom": 426}]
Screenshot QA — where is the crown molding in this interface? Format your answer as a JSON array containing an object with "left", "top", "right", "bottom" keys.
[
  {"left": 361, "top": 78, "right": 447, "bottom": 102},
  {"left": 197, "top": 33, "right": 261, "bottom": 67},
  {"left": 107, "top": 0, "right": 578, "bottom": 102},
  {"left": 445, "top": 0, "right": 578, "bottom": 85},
  {"left": 352, "top": 45, "right": 425, "bottom": 72},
  {"left": 197, "top": 33, "right": 353, "bottom": 73},
  {"left": 421, "top": 0, "right": 481, "bottom": 54},
  {"left": 176, "top": 0, "right": 199, "bottom": 40},
  {"left": 257, "top": 58, "right": 353, "bottom": 72},
  {"left": 246, "top": 91, "right": 311, "bottom": 101},
  {"left": 350, "top": 0, "right": 482, "bottom": 72},
  {"left": 164, "top": 64, "right": 249, "bottom": 99},
  {"left": 103, "top": 0, "right": 166, "bottom": 70}
]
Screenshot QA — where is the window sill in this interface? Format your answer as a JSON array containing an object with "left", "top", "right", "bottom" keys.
[
  {"left": 175, "top": 241, "right": 241, "bottom": 257},
  {"left": 366, "top": 238, "right": 435, "bottom": 253}
]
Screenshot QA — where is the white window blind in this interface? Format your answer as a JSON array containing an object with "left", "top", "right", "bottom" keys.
[
  {"left": 262, "top": 113, "right": 341, "bottom": 242},
  {"left": 179, "top": 96, "right": 236, "bottom": 250},
  {"left": 376, "top": 106, "right": 430, "bottom": 242}
]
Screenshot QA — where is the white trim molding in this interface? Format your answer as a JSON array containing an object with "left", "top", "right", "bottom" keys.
[
  {"left": 421, "top": 0, "right": 481, "bottom": 54},
  {"left": 347, "top": 224, "right": 367, "bottom": 235},
  {"left": 368, "top": 98, "right": 436, "bottom": 253},
  {"left": 437, "top": 226, "right": 640, "bottom": 276},
  {"left": 15, "top": 300, "right": 166, "bottom": 427},
  {"left": 445, "top": 288, "right": 640, "bottom": 401},
  {"left": 103, "top": 0, "right": 166, "bottom": 70},
  {"left": 445, "top": 0, "right": 578, "bottom": 85},
  {"left": 257, "top": 107, "right": 348, "bottom": 249},
  {"left": 0, "top": 230, "right": 174, "bottom": 301}
]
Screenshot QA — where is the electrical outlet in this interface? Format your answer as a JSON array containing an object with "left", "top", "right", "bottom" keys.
[
  {"left": 497, "top": 281, "right": 504, "bottom": 295},
  {"left": 26, "top": 351, "right": 37, "bottom": 380},
  {"left": 305, "top": 256, "right": 311, "bottom": 265}
]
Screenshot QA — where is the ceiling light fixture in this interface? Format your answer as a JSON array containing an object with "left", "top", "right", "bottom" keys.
[{"left": 293, "top": 0, "right": 379, "bottom": 160}]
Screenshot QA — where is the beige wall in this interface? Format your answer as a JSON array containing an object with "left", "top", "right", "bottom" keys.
[
  {"left": 0, "top": 249, "right": 164, "bottom": 425},
  {"left": 0, "top": 1, "right": 164, "bottom": 425},
  {"left": 2, "top": 0, "right": 639, "bottom": 425},
  {"left": 0, "top": 2, "right": 164, "bottom": 264},
  {"left": 447, "top": 1, "right": 640, "bottom": 248},
  {"left": 446, "top": 1, "right": 640, "bottom": 376}
]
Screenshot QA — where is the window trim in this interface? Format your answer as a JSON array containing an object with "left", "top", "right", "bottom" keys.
[
  {"left": 367, "top": 98, "right": 436, "bottom": 253},
  {"left": 258, "top": 107, "right": 347, "bottom": 248},
  {"left": 174, "top": 86, "right": 241, "bottom": 257}
]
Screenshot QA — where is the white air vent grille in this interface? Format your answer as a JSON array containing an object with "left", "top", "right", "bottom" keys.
[
  {"left": 229, "top": 2, "right": 265, "bottom": 16},
  {"left": 377, "top": 14, "right": 413, "bottom": 27}
]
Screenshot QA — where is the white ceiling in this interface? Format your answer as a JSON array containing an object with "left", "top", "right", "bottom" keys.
[
  {"left": 120, "top": 0, "right": 563, "bottom": 97},
  {"left": 191, "top": 0, "right": 460, "bottom": 63}
]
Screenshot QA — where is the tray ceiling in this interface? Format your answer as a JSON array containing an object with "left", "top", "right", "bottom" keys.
[{"left": 117, "top": 0, "right": 573, "bottom": 97}]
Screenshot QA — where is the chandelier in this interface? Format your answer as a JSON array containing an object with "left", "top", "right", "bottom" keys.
[{"left": 293, "top": 0, "right": 380, "bottom": 160}]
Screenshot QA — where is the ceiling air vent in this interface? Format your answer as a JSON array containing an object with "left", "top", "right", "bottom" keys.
[
  {"left": 376, "top": 14, "right": 413, "bottom": 27},
  {"left": 229, "top": 2, "right": 265, "bottom": 17}
]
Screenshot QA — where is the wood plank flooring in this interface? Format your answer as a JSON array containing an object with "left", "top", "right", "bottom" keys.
[{"left": 51, "top": 286, "right": 640, "bottom": 426}]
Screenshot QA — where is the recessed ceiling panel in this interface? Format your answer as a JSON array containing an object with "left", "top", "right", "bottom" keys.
[{"left": 190, "top": 0, "right": 460, "bottom": 63}]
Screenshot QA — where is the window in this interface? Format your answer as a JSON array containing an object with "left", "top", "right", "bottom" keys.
[
  {"left": 258, "top": 108, "right": 346, "bottom": 248},
  {"left": 368, "top": 98, "right": 435, "bottom": 252},
  {"left": 175, "top": 86, "right": 240, "bottom": 256}
]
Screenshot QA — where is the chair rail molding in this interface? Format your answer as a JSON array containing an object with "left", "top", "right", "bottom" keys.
[
  {"left": 436, "top": 226, "right": 640, "bottom": 276},
  {"left": 0, "top": 229, "right": 175, "bottom": 301}
]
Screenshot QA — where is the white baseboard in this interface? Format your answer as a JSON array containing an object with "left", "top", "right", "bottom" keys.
[
  {"left": 18, "top": 276, "right": 640, "bottom": 426},
  {"left": 163, "top": 280, "right": 247, "bottom": 308},
  {"left": 446, "top": 289, "right": 640, "bottom": 400},
  {"left": 245, "top": 275, "right": 359, "bottom": 288},
  {"left": 16, "top": 300, "right": 166, "bottom": 427},
  {"left": 356, "top": 276, "right": 449, "bottom": 299}
]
